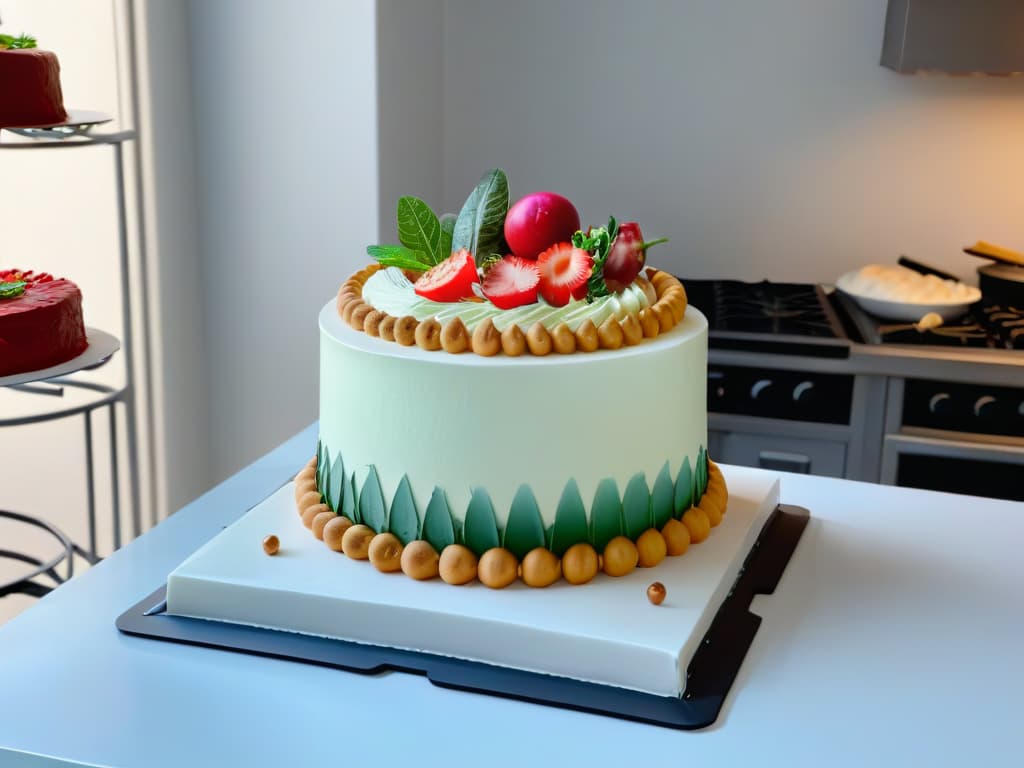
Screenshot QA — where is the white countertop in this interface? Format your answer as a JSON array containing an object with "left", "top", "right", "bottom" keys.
[{"left": 1, "top": 423, "right": 1022, "bottom": 767}]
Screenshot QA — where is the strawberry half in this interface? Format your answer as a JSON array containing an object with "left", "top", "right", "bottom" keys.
[
  {"left": 482, "top": 256, "right": 540, "bottom": 309},
  {"left": 413, "top": 249, "right": 479, "bottom": 303},
  {"left": 536, "top": 243, "right": 593, "bottom": 306}
]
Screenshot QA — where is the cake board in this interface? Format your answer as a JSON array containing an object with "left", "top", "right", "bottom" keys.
[{"left": 117, "top": 468, "right": 808, "bottom": 730}]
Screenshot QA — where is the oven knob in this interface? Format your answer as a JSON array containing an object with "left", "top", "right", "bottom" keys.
[
  {"left": 928, "top": 393, "right": 953, "bottom": 416},
  {"left": 750, "top": 378, "right": 775, "bottom": 402},
  {"left": 973, "top": 395, "right": 999, "bottom": 421},
  {"left": 792, "top": 381, "right": 815, "bottom": 404},
  {"left": 708, "top": 370, "right": 727, "bottom": 402}
]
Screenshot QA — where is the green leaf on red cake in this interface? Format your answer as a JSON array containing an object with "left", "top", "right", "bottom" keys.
[
  {"left": 622, "top": 473, "right": 652, "bottom": 540},
  {"left": 421, "top": 487, "right": 455, "bottom": 552},
  {"left": 651, "top": 461, "right": 675, "bottom": 529},
  {"left": 359, "top": 466, "right": 387, "bottom": 532},
  {"left": 327, "top": 454, "right": 345, "bottom": 513},
  {"left": 0, "top": 281, "right": 27, "bottom": 299},
  {"left": 589, "top": 478, "right": 624, "bottom": 552},
  {"left": 463, "top": 487, "right": 500, "bottom": 556},
  {"left": 674, "top": 456, "right": 694, "bottom": 517},
  {"left": 451, "top": 169, "right": 509, "bottom": 266},
  {"left": 397, "top": 196, "right": 443, "bottom": 265},
  {"left": 343, "top": 473, "right": 359, "bottom": 524},
  {"left": 549, "top": 479, "right": 588, "bottom": 557},
  {"left": 502, "top": 484, "right": 546, "bottom": 560},
  {"left": 388, "top": 475, "right": 420, "bottom": 545}
]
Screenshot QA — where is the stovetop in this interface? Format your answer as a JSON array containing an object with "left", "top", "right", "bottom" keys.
[{"left": 682, "top": 277, "right": 1024, "bottom": 354}]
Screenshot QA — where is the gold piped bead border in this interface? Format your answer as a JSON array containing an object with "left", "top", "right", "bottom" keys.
[
  {"left": 335, "top": 264, "right": 688, "bottom": 357},
  {"left": 291, "top": 457, "right": 728, "bottom": 589}
]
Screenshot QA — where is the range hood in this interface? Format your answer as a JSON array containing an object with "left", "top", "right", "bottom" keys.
[{"left": 881, "top": 0, "right": 1024, "bottom": 74}]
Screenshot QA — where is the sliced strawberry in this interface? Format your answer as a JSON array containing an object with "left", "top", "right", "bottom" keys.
[
  {"left": 536, "top": 243, "right": 593, "bottom": 306},
  {"left": 413, "top": 249, "right": 479, "bottom": 303},
  {"left": 481, "top": 256, "right": 540, "bottom": 309}
]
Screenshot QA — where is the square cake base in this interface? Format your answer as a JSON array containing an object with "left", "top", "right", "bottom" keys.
[{"left": 165, "top": 466, "right": 779, "bottom": 698}]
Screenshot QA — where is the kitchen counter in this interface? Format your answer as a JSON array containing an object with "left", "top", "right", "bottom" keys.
[{"left": 1, "top": 423, "right": 1022, "bottom": 767}]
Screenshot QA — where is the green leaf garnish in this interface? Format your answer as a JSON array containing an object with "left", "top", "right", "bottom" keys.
[
  {"left": 0, "top": 34, "right": 37, "bottom": 50},
  {"left": 439, "top": 213, "right": 456, "bottom": 259},
  {"left": 621, "top": 472, "right": 651, "bottom": 540},
  {"left": 451, "top": 169, "right": 509, "bottom": 265},
  {"left": 674, "top": 455, "right": 694, "bottom": 517},
  {"left": 397, "top": 196, "right": 443, "bottom": 265},
  {"left": 572, "top": 216, "right": 618, "bottom": 302},
  {"left": 0, "top": 281, "right": 27, "bottom": 299},
  {"left": 651, "top": 461, "right": 675, "bottom": 528},
  {"left": 589, "top": 478, "right": 624, "bottom": 552},
  {"left": 549, "top": 479, "right": 588, "bottom": 557},
  {"left": 366, "top": 244, "right": 433, "bottom": 272},
  {"left": 358, "top": 466, "right": 387, "bottom": 532}
]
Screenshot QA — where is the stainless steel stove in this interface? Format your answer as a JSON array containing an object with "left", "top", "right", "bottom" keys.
[{"left": 682, "top": 276, "right": 1024, "bottom": 502}]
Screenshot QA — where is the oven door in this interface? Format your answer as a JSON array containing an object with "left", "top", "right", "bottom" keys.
[{"left": 880, "top": 433, "right": 1024, "bottom": 501}]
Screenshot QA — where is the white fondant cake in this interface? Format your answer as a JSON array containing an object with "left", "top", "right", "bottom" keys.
[
  {"left": 165, "top": 466, "right": 778, "bottom": 697},
  {"left": 318, "top": 299, "right": 708, "bottom": 523}
]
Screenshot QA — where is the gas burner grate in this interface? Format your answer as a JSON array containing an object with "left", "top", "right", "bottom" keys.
[
  {"left": 869, "top": 302, "right": 1024, "bottom": 349},
  {"left": 686, "top": 280, "right": 844, "bottom": 339}
]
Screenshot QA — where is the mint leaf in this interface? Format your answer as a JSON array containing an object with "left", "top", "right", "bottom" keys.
[
  {"left": 366, "top": 244, "right": 432, "bottom": 271},
  {"left": 397, "top": 196, "right": 443, "bottom": 265},
  {"left": 579, "top": 216, "right": 618, "bottom": 302},
  {"left": 0, "top": 34, "right": 37, "bottom": 49},
  {"left": 451, "top": 169, "right": 509, "bottom": 266},
  {"left": 0, "top": 281, "right": 27, "bottom": 299},
  {"left": 439, "top": 213, "right": 456, "bottom": 260}
]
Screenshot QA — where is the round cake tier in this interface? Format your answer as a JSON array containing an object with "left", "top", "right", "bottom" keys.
[{"left": 318, "top": 300, "right": 708, "bottom": 534}]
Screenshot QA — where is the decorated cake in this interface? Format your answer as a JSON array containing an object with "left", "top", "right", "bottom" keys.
[
  {"left": 0, "top": 269, "right": 87, "bottom": 377},
  {"left": 0, "top": 35, "right": 68, "bottom": 129},
  {"left": 164, "top": 169, "right": 755, "bottom": 699}
]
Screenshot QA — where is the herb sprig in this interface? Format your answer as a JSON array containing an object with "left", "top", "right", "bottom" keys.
[
  {"left": 0, "top": 281, "right": 27, "bottom": 299},
  {"left": 0, "top": 34, "right": 37, "bottom": 50},
  {"left": 572, "top": 216, "right": 618, "bottom": 302}
]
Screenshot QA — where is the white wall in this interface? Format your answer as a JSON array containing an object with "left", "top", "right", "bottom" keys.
[
  {"left": 184, "top": 0, "right": 379, "bottom": 482},
  {"left": 440, "top": 0, "right": 1024, "bottom": 284}
]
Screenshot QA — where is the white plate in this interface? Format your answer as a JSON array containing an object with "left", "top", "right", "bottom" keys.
[
  {"left": 835, "top": 271, "right": 981, "bottom": 322},
  {"left": 0, "top": 327, "right": 120, "bottom": 388}
]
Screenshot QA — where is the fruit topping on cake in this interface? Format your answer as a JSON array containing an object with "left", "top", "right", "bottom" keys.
[
  {"left": 481, "top": 255, "right": 540, "bottom": 309},
  {"left": 413, "top": 249, "right": 479, "bottom": 302},
  {"left": 536, "top": 243, "right": 593, "bottom": 306},
  {"left": 353, "top": 168, "right": 680, "bottom": 354},
  {"left": 503, "top": 191, "right": 581, "bottom": 261}
]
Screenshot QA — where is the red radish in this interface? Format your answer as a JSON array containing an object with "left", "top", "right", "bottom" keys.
[
  {"left": 603, "top": 222, "right": 668, "bottom": 292},
  {"left": 413, "top": 249, "right": 479, "bottom": 302},
  {"left": 504, "top": 192, "right": 581, "bottom": 260},
  {"left": 536, "top": 243, "right": 593, "bottom": 306},
  {"left": 482, "top": 256, "right": 540, "bottom": 309}
]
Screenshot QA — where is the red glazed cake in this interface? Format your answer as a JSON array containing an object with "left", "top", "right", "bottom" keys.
[
  {"left": 0, "top": 47, "right": 68, "bottom": 128},
  {"left": 0, "top": 270, "right": 87, "bottom": 377}
]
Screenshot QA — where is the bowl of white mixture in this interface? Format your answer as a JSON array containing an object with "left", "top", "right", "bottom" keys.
[{"left": 836, "top": 264, "right": 981, "bottom": 321}]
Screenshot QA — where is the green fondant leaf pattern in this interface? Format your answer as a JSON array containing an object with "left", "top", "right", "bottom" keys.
[
  {"left": 622, "top": 472, "right": 651, "bottom": 540},
  {"left": 695, "top": 446, "right": 708, "bottom": 500},
  {"left": 328, "top": 454, "right": 345, "bottom": 513},
  {"left": 550, "top": 479, "right": 588, "bottom": 557},
  {"left": 422, "top": 487, "right": 456, "bottom": 552},
  {"left": 651, "top": 461, "right": 675, "bottom": 529},
  {"left": 503, "top": 484, "right": 546, "bottom": 560},
  {"left": 388, "top": 475, "right": 419, "bottom": 545},
  {"left": 319, "top": 459, "right": 331, "bottom": 509},
  {"left": 590, "top": 478, "right": 624, "bottom": 552},
  {"left": 463, "top": 487, "right": 500, "bottom": 556},
  {"left": 674, "top": 456, "right": 694, "bottom": 517},
  {"left": 316, "top": 439, "right": 324, "bottom": 488},
  {"left": 343, "top": 473, "right": 359, "bottom": 523},
  {"left": 359, "top": 466, "right": 387, "bottom": 532}
]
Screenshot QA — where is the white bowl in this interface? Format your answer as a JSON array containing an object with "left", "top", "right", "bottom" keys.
[{"left": 836, "top": 270, "right": 981, "bottom": 322}]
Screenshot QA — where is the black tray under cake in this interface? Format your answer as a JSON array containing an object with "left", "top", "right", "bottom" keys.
[{"left": 117, "top": 504, "right": 808, "bottom": 731}]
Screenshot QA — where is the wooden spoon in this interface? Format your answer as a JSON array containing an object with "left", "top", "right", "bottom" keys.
[{"left": 963, "top": 241, "right": 1024, "bottom": 267}]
